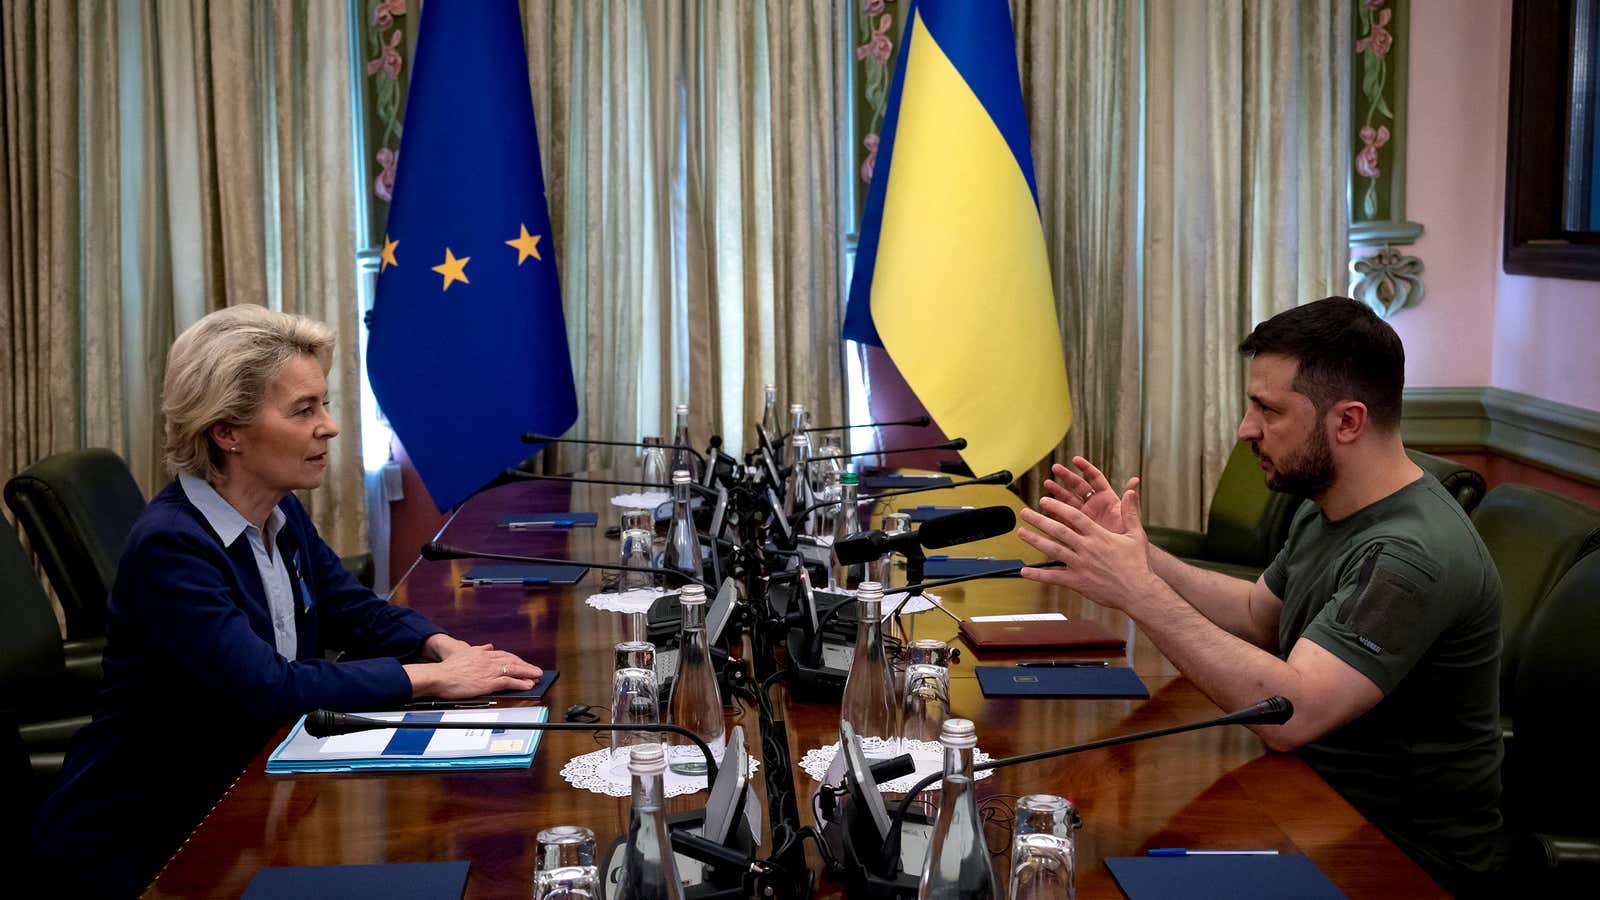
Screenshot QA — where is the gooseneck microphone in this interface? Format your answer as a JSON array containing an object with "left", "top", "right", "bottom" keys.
[
  {"left": 522, "top": 432, "right": 706, "bottom": 466},
  {"left": 420, "top": 541, "right": 717, "bottom": 592},
  {"left": 302, "top": 710, "right": 719, "bottom": 783},
  {"left": 789, "top": 469, "right": 1013, "bottom": 524},
  {"left": 499, "top": 468, "right": 720, "bottom": 499},
  {"left": 798, "top": 415, "right": 932, "bottom": 434},
  {"left": 874, "top": 696, "right": 1296, "bottom": 870},
  {"left": 830, "top": 506, "right": 1018, "bottom": 567}
]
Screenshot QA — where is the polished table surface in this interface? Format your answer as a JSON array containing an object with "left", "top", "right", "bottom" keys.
[{"left": 146, "top": 476, "right": 1444, "bottom": 898}]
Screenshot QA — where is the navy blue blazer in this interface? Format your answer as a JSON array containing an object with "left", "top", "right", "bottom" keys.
[{"left": 33, "top": 481, "right": 446, "bottom": 898}]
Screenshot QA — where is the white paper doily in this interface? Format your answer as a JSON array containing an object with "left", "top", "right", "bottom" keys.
[
  {"left": 800, "top": 738, "right": 994, "bottom": 794},
  {"left": 585, "top": 587, "right": 671, "bottom": 614},
  {"left": 560, "top": 745, "right": 760, "bottom": 798},
  {"left": 611, "top": 491, "right": 670, "bottom": 509},
  {"left": 825, "top": 586, "right": 944, "bottom": 618}
]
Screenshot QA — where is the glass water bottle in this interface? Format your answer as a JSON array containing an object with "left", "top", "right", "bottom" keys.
[
  {"left": 840, "top": 581, "right": 898, "bottom": 759},
  {"left": 667, "top": 584, "right": 727, "bottom": 776},
  {"left": 761, "top": 383, "right": 778, "bottom": 435},
  {"left": 831, "top": 471, "right": 866, "bottom": 589},
  {"left": 615, "top": 743, "right": 685, "bottom": 900},
  {"left": 784, "top": 433, "right": 814, "bottom": 533},
  {"left": 663, "top": 471, "right": 703, "bottom": 581},
  {"left": 918, "top": 718, "right": 998, "bottom": 899},
  {"left": 670, "top": 404, "right": 702, "bottom": 481}
]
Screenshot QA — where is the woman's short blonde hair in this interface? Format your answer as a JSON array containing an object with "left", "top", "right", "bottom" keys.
[{"left": 162, "top": 305, "right": 335, "bottom": 482}]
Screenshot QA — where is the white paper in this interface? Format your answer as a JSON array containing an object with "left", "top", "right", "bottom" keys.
[
  {"left": 968, "top": 612, "right": 1069, "bottom": 623},
  {"left": 319, "top": 728, "right": 395, "bottom": 754}
]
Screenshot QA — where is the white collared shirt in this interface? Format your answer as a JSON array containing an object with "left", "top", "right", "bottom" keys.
[{"left": 179, "top": 473, "right": 298, "bottom": 660}]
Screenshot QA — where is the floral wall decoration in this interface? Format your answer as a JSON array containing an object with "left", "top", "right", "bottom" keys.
[
  {"left": 1350, "top": 0, "right": 1426, "bottom": 318},
  {"left": 853, "top": 0, "right": 904, "bottom": 216},
  {"left": 361, "top": 0, "right": 413, "bottom": 246}
]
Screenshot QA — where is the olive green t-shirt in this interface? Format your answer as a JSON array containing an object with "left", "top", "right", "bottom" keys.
[{"left": 1264, "top": 473, "right": 1503, "bottom": 880}]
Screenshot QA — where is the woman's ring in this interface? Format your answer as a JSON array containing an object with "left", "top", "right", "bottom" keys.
[{"left": 501, "top": 664, "right": 509, "bottom": 676}]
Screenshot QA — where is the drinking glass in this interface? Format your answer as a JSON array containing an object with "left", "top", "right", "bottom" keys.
[
  {"left": 1008, "top": 794, "right": 1076, "bottom": 900},
  {"left": 874, "top": 511, "right": 912, "bottom": 590},
  {"left": 534, "top": 825, "right": 600, "bottom": 899},
  {"left": 609, "top": 642, "right": 661, "bottom": 775},
  {"left": 900, "top": 638, "right": 951, "bottom": 745},
  {"left": 639, "top": 437, "right": 669, "bottom": 486}
]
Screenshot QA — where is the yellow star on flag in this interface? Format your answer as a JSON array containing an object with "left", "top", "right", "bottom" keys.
[
  {"left": 506, "top": 224, "right": 543, "bottom": 264},
  {"left": 380, "top": 235, "right": 399, "bottom": 272},
  {"left": 432, "top": 247, "right": 470, "bottom": 291}
]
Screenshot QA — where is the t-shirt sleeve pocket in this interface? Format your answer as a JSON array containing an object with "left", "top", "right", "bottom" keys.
[{"left": 1337, "top": 563, "right": 1423, "bottom": 657}]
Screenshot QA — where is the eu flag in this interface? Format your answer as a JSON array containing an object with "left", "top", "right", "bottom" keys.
[{"left": 367, "top": 0, "right": 577, "bottom": 510}]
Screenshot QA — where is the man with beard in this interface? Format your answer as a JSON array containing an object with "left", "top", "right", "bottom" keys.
[{"left": 1017, "top": 297, "right": 1504, "bottom": 894}]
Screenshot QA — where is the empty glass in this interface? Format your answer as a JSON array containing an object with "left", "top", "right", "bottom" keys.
[
  {"left": 875, "top": 511, "right": 913, "bottom": 590},
  {"left": 1008, "top": 795, "right": 1076, "bottom": 900},
  {"left": 534, "top": 825, "right": 600, "bottom": 899},
  {"left": 610, "top": 642, "right": 661, "bottom": 775},
  {"left": 901, "top": 639, "right": 952, "bottom": 745},
  {"left": 640, "top": 437, "right": 669, "bottom": 486}
]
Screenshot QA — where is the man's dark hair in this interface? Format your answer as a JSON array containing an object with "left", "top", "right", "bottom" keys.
[{"left": 1238, "top": 297, "right": 1405, "bottom": 430}]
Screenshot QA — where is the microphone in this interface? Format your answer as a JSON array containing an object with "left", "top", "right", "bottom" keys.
[
  {"left": 872, "top": 697, "right": 1296, "bottom": 874},
  {"left": 499, "top": 468, "right": 720, "bottom": 500},
  {"left": 522, "top": 432, "right": 706, "bottom": 467},
  {"left": 790, "top": 469, "right": 1013, "bottom": 524},
  {"left": 830, "top": 507, "right": 1018, "bottom": 567},
  {"left": 800, "top": 438, "right": 966, "bottom": 469},
  {"left": 799, "top": 415, "right": 932, "bottom": 434},
  {"left": 302, "top": 710, "right": 720, "bottom": 783},
  {"left": 420, "top": 541, "right": 717, "bottom": 592}
]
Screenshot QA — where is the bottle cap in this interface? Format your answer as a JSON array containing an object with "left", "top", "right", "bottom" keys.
[
  {"left": 856, "top": 581, "right": 884, "bottom": 602},
  {"left": 940, "top": 718, "right": 978, "bottom": 749},
  {"left": 764, "top": 383, "right": 776, "bottom": 393},
  {"left": 790, "top": 403, "right": 804, "bottom": 413},
  {"left": 841, "top": 471, "right": 858, "bottom": 485},
  {"left": 790, "top": 433, "right": 808, "bottom": 446},
  {"left": 627, "top": 743, "right": 667, "bottom": 776},
  {"left": 678, "top": 584, "right": 707, "bottom": 605},
  {"left": 672, "top": 470, "right": 691, "bottom": 484},
  {"left": 675, "top": 403, "right": 689, "bottom": 415}
]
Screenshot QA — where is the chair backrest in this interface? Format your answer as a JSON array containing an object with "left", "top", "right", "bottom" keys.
[
  {"left": 1203, "top": 441, "right": 1305, "bottom": 567},
  {"left": 1405, "top": 448, "right": 1487, "bottom": 514},
  {"left": 0, "top": 519, "right": 68, "bottom": 709},
  {"left": 3, "top": 448, "right": 147, "bottom": 641},
  {"left": 1471, "top": 483, "right": 1600, "bottom": 716},
  {"left": 1508, "top": 550, "right": 1600, "bottom": 834}
]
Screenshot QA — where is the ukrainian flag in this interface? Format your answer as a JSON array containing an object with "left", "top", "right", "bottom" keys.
[{"left": 843, "top": 0, "right": 1070, "bottom": 479}]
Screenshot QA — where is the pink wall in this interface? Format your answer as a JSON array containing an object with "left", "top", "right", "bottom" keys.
[{"left": 1391, "top": 0, "right": 1600, "bottom": 412}]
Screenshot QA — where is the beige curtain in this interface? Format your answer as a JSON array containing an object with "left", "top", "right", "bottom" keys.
[
  {"left": 1010, "top": 0, "right": 1144, "bottom": 503},
  {"left": 522, "top": 0, "right": 842, "bottom": 471},
  {"left": 0, "top": 1, "right": 81, "bottom": 483},
  {"left": 1140, "top": 0, "right": 1349, "bottom": 529},
  {"left": 1, "top": 0, "right": 367, "bottom": 555}
]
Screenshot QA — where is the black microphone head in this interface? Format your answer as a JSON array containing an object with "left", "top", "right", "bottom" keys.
[
  {"left": 975, "top": 469, "right": 1013, "bottom": 485},
  {"left": 303, "top": 709, "right": 387, "bottom": 738},
  {"left": 943, "top": 437, "right": 968, "bottom": 451},
  {"left": 832, "top": 530, "right": 888, "bottom": 566},
  {"left": 1229, "top": 695, "right": 1294, "bottom": 725},
  {"left": 918, "top": 506, "right": 1017, "bottom": 550},
  {"left": 420, "top": 541, "right": 471, "bottom": 561},
  {"left": 867, "top": 753, "right": 916, "bottom": 784},
  {"left": 909, "top": 415, "right": 932, "bottom": 428}
]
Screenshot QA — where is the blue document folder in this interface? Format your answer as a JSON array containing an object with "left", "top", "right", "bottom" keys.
[
  {"left": 975, "top": 665, "right": 1149, "bottom": 699},
  {"left": 861, "top": 475, "right": 952, "bottom": 490},
  {"left": 1105, "top": 854, "right": 1346, "bottom": 899},
  {"left": 907, "top": 505, "right": 973, "bottom": 522},
  {"left": 266, "top": 706, "right": 548, "bottom": 773},
  {"left": 242, "top": 861, "right": 469, "bottom": 899},
  {"left": 924, "top": 556, "right": 1023, "bottom": 578},
  {"left": 498, "top": 511, "right": 598, "bottom": 529},
  {"left": 460, "top": 563, "right": 588, "bottom": 586}
]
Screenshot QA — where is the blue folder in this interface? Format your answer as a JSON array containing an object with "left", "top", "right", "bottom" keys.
[
  {"left": 242, "top": 861, "right": 469, "bottom": 899},
  {"left": 861, "top": 475, "right": 952, "bottom": 490},
  {"left": 498, "top": 511, "right": 598, "bottom": 529},
  {"left": 975, "top": 665, "right": 1149, "bottom": 699},
  {"left": 906, "top": 505, "right": 973, "bottom": 522},
  {"left": 266, "top": 706, "right": 548, "bottom": 773},
  {"left": 1105, "top": 854, "right": 1346, "bottom": 899},
  {"left": 924, "top": 556, "right": 1023, "bottom": 578}
]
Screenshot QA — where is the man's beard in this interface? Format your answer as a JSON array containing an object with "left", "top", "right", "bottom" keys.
[{"left": 1255, "top": 425, "right": 1335, "bottom": 498}]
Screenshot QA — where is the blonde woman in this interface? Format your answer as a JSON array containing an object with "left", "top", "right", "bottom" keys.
[{"left": 34, "top": 305, "right": 542, "bottom": 897}]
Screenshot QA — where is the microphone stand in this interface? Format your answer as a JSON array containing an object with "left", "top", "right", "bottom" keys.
[
  {"left": 421, "top": 541, "right": 718, "bottom": 593},
  {"left": 499, "top": 468, "right": 721, "bottom": 500},
  {"left": 798, "top": 414, "right": 932, "bottom": 434},
  {"left": 522, "top": 432, "right": 707, "bottom": 468}
]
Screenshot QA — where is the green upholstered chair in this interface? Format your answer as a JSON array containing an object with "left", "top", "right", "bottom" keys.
[
  {"left": 1146, "top": 441, "right": 1304, "bottom": 582},
  {"left": 1406, "top": 449, "right": 1487, "bottom": 514},
  {"left": 0, "top": 519, "right": 94, "bottom": 781},
  {"left": 1503, "top": 550, "right": 1600, "bottom": 886},
  {"left": 1471, "top": 484, "right": 1600, "bottom": 730}
]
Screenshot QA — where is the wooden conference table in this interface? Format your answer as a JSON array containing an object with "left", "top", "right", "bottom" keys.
[{"left": 146, "top": 476, "right": 1443, "bottom": 898}]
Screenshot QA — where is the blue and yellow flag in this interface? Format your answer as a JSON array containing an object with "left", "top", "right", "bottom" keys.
[
  {"left": 367, "top": 0, "right": 577, "bottom": 509},
  {"left": 844, "top": 0, "right": 1070, "bottom": 478}
]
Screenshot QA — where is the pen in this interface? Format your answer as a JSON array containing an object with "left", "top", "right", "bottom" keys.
[
  {"left": 1147, "top": 849, "right": 1280, "bottom": 856},
  {"left": 404, "top": 700, "right": 496, "bottom": 710},
  {"left": 1015, "top": 660, "right": 1110, "bottom": 668}
]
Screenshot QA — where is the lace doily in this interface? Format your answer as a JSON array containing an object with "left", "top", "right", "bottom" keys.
[
  {"left": 560, "top": 745, "right": 760, "bottom": 798},
  {"left": 825, "top": 586, "right": 944, "bottom": 618},
  {"left": 610, "top": 491, "right": 670, "bottom": 509},
  {"left": 585, "top": 587, "right": 671, "bottom": 614},
  {"left": 800, "top": 738, "right": 994, "bottom": 794}
]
